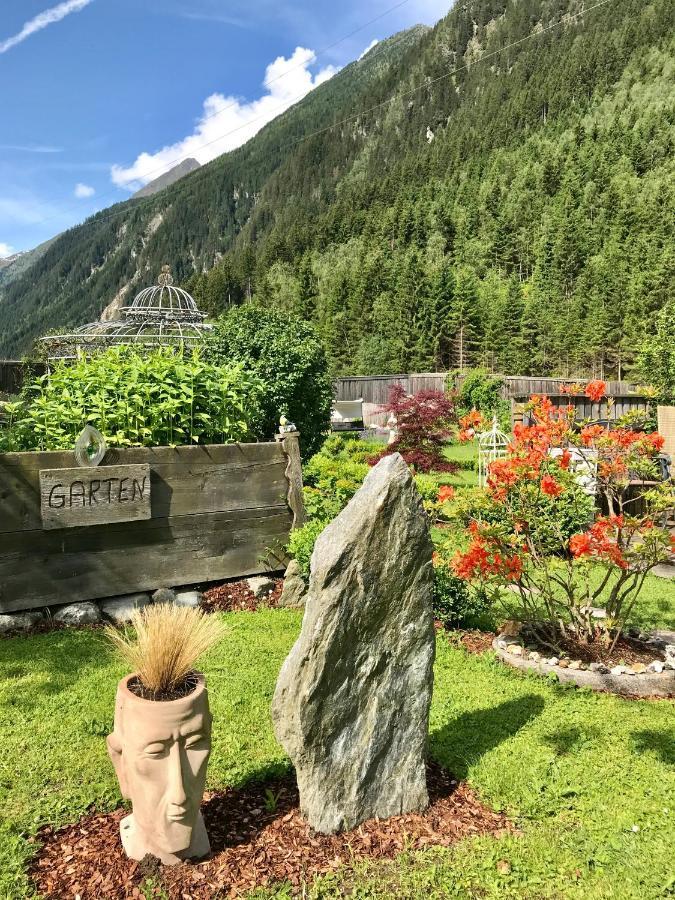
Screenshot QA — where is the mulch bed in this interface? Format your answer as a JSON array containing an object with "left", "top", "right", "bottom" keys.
[
  {"left": 447, "top": 629, "right": 497, "bottom": 655},
  {"left": 29, "top": 762, "right": 512, "bottom": 899},
  {"left": 201, "top": 577, "right": 283, "bottom": 613},
  {"left": 528, "top": 633, "right": 665, "bottom": 668}
]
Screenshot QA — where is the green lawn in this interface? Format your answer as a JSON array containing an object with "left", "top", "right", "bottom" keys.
[{"left": 1, "top": 608, "right": 673, "bottom": 899}]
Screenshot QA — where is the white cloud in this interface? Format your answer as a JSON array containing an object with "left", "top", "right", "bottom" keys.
[
  {"left": 0, "top": 242, "right": 15, "bottom": 259},
  {"left": 111, "top": 46, "right": 337, "bottom": 190},
  {"left": 0, "top": 0, "right": 94, "bottom": 55},
  {"left": 74, "top": 182, "right": 95, "bottom": 198},
  {"left": 358, "top": 39, "right": 379, "bottom": 60}
]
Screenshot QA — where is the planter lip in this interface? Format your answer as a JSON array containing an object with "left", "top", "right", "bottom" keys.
[
  {"left": 117, "top": 671, "right": 207, "bottom": 705},
  {"left": 492, "top": 637, "right": 675, "bottom": 698}
]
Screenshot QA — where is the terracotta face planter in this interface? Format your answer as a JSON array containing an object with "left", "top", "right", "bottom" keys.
[{"left": 107, "top": 673, "right": 212, "bottom": 865}]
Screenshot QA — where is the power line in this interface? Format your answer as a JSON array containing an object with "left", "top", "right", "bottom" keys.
[{"left": 31, "top": 0, "right": 616, "bottom": 239}]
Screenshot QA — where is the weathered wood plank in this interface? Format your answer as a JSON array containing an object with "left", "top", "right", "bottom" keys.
[
  {"left": 0, "top": 443, "right": 289, "bottom": 533},
  {"left": 40, "top": 465, "right": 151, "bottom": 529},
  {"left": 0, "top": 506, "right": 292, "bottom": 612}
]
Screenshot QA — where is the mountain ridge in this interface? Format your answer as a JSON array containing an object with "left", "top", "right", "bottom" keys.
[{"left": 1, "top": 2, "right": 672, "bottom": 380}]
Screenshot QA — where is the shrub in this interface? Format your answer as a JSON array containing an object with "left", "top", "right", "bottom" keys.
[
  {"left": 455, "top": 368, "right": 510, "bottom": 429},
  {"left": 451, "top": 388, "right": 674, "bottom": 647},
  {"left": 433, "top": 558, "right": 491, "bottom": 628},
  {"left": 207, "top": 305, "right": 332, "bottom": 457},
  {"left": 370, "top": 384, "right": 458, "bottom": 473},
  {"left": 287, "top": 519, "right": 326, "bottom": 579},
  {"left": 0, "top": 347, "right": 262, "bottom": 452}
]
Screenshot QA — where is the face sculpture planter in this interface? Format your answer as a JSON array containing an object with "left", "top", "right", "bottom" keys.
[{"left": 107, "top": 673, "right": 212, "bottom": 865}]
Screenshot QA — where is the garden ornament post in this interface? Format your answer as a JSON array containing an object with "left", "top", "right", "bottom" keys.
[{"left": 107, "top": 674, "right": 212, "bottom": 865}]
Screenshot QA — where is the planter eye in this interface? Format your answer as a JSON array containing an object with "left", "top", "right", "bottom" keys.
[{"left": 144, "top": 742, "right": 168, "bottom": 758}]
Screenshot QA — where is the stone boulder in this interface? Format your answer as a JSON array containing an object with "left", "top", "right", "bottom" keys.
[
  {"left": 99, "top": 593, "right": 151, "bottom": 625},
  {"left": 272, "top": 453, "right": 435, "bottom": 834},
  {"left": 247, "top": 575, "right": 276, "bottom": 598},
  {"left": 174, "top": 590, "right": 203, "bottom": 608},
  {"left": 277, "top": 559, "right": 307, "bottom": 609},
  {"left": 0, "top": 611, "right": 44, "bottom": 634},
  {"left": 53, "top": 602, "right": 101, "bottom": 626}
]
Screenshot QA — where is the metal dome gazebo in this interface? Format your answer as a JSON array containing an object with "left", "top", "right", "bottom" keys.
[{"left": 41, "top": 266, "right": 212, "bottom": 360}]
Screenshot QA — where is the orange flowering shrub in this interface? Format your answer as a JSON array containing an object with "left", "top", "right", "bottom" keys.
[{"left": 451, "top": 384, "right": 674, "bottom": 646}]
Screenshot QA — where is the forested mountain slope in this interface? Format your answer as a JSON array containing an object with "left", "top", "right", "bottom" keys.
[{"left": 1, "top": 0, "right": 673, "bottom": 380}]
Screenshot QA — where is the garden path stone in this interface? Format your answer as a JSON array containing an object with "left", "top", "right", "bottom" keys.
[
  {"left": 272, "top": 452, "right": 435, "bottom": 834},
  {"left": 99, "top": 593, "right": 151, "bottom": 624},
  {"left": 53, "top": 602, "right": 101, "bottom": 626},
  {"left": 0, "top": 611, "right": 43, "bottom": 633},
  {"left": 247, "top": 575, "right": 276, "bottom": 598},
  {"left": 278, "top": 560, "right": 307, "bottom": 608}
]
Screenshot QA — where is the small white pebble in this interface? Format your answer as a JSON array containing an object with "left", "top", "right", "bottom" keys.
[{"left": 631, "top": 825, "right": 640, "bottom": 832}]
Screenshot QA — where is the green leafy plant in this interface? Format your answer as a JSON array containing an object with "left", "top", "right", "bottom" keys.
[
  {"left": 0, "top": 347, "right": 262, "bottom": 452},
  {"left": 433, "top": 559, "right": 491, "bottom": 629},
  {"left": 454, "top": 368, "right": 510, "bottom": 430},
  {"left": 207, "top": 305, "right": 332, "bottom": 457}
]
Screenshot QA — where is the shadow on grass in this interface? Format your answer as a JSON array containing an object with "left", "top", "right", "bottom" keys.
[
  {"left": 632, "top": 729, "right": 675, "bottom": 766},
  {"left": 430, "top": 694, "right": 545, "bottom": 779}
]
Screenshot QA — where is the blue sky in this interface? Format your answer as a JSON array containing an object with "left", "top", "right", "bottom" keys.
[{"left": 0, "top": 0, "right": 450, "bottom": 257}]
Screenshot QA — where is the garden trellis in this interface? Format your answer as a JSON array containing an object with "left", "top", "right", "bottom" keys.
[
  {"left": 477, "top": 415, "right": 510, "bottom": 488},
  {"left": 41, "top": 266, "right": 212, "bottom": 360}
]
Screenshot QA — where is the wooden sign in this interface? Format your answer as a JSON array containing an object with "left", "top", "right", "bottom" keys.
[{"left": 39, "top": 465, "right": 151, "bottom": 530}]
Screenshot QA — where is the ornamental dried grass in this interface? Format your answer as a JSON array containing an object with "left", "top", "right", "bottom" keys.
[{"left": 105, "top": 604, "right": 225, "bottom": 697}]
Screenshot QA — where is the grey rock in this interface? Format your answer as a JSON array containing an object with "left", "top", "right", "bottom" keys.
[
  {"left": 508, "top": 644, "right": 524, "bottom": 656},
  {"left": 547, "top": 657, "right": 559, "bottom": 666},
  {"left": 272, "top": 453, "right": 435, "bottom": 834},
  {"left": 152, "top": 588, "right": 177, "bottom": 604},
  {"left": 589, "top": 662, "right": 610, "bottom": 674},
  {"left": 53, "top": 602, "right": 101, "bottom": 626},
  {"left": 647, "top": 660, "right": 665, "bottom": 674},
  {"left": 611, "top": 665, "right": 629, "bottom": 676},
  {"left": 647, "top": 630, "right": 675, "bottom": 651},
  {"left": 174, "top": 590, "right": 202, "bottom": 608},
  {"left": 528, "top": 651, "right": 542, "bottom": 662},
  {"left": 0, "top": 611, "right": 44, "bottom": 634},
  {"left": 664, "top": 645, "right": 675, "bottom": 669},
  {"left": 278, "top": 560, "right": 307, "bottom": 609},
  {"left": 247, "top": 575, "right": 277, "bottom": 598},
  {"left": 99, "top": 593, "right": 151, "bottom": 624},
  {"left": 569, "top": 659, "right": 582, "bottom": 670}
]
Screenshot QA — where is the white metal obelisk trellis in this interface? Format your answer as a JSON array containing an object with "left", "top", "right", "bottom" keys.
[{"left": 477, "top": 415, "right": 510, "bottom": 488}]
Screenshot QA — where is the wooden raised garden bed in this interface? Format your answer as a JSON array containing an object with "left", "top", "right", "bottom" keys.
[{"left": 0, "top": 436, "right": 304, "bottom": 613}]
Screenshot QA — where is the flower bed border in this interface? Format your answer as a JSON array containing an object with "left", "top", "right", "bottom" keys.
[{"left": 492, "top": 638, "right": 675, "bottom": 698}]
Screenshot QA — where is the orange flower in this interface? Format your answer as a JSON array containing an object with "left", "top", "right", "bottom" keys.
[
  {"left": 438, "top": 485, "right": 456, "bottom": 503},
  {"left": 541, "top": 474, "right": 563, "bottom": 497},
  {"left": 580, "top": 424, "right": 606, "bottom": 446},
  {"left": 585, "top": 380, "right": 607, "bottom": 403}
]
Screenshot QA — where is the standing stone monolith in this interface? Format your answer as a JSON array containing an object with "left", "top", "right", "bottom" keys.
[{"left": 272, "top": 452, "right": 435, "bottom": 834}]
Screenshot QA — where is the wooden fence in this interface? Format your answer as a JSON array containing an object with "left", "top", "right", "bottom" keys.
[
  {"left": 0, "top": 436, "right": 304, "bottom": 613},
  {"left": 334, "top": 373, "right": 640, "bottom": 405},
  {"left": 513, "top": 394, "right": 653, "bottom": 427}
]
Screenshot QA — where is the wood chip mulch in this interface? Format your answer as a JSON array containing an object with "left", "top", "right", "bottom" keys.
[
  {"left": 29, "top": 762, "right": 513, "bottom": 899},
  {"left": 201, "top": 577, "right": 283, "bottom": 613},
  {"left": 447, "top": 629, "right": 497, "bottom": 655}
]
